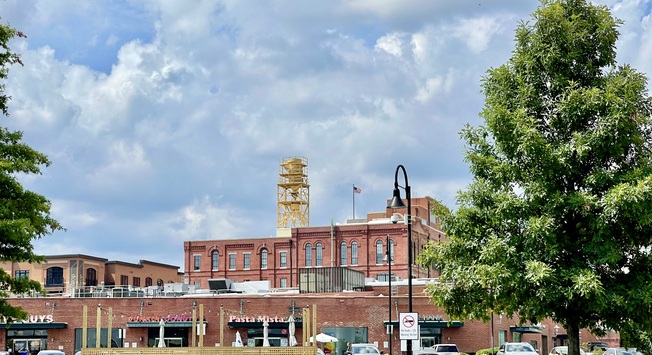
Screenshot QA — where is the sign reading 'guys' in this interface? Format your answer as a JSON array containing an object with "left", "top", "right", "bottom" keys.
[{"left": 399, "top": 312, "right": 419, "bottom": 340}]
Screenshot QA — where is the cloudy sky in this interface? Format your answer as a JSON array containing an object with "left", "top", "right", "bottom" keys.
[{"left": 2, "top": 0, "right": 651, "bottom": 271}]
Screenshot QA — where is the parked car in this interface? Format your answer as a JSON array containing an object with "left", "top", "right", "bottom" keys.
[
  {"left": 603, "top": 348, "right": 632, "bottom": 355},
  {"left": 415, "top": 344, "right": 460, "bottom": 355},
  {"left": 497, "top": 342, "right": 538, "bottom": 355},
  {"left": 351, "top": 344, "right": 381, "bottom": 355},
  {"left": 37, "top": 351, "right": 65, "bottom": 355},
  {"left": 550, "top": 346, "right": 587, "bottom": 355}
]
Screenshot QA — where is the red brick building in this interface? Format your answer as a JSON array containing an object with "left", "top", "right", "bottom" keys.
[
  {"left": 183, "top": 196, "right": 444, "bottom": 289},
  {"left": 4, "top": 284, "right": 619, "bottom": 355}
]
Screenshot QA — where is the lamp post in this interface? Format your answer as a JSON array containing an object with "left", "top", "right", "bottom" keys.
[
  {"left": 384, "top": 234, "right": 393, "bottom": 355},
  {"left": 387, "top": 164, "right": 412, "bottom": 355}
]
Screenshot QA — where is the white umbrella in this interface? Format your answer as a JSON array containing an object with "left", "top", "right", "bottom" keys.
[
  {"left": 235, "top": 331, "right": 244, "bottom": 347},
  {"left": 263, "top": 320, "right": 270, "bottom": 347},
  {"left": 288, "top": 315, "right": 298, "bottom": 347},
  {"left": 310, "top": 333, "right": 339, "bottom": 343},
  {"left": 157, "top": 319, "right": 166, "bottom": 347}
]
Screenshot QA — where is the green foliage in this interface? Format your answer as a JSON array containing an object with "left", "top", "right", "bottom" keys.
[
  {"left": 419, "top": 0, "right": 652, "bottom": 353},
  {"left": 0, "top": 21, "right": 64, "bottom": 320},
  {"left": 475, "top": 347, "right": 499, "bottom": 355}
]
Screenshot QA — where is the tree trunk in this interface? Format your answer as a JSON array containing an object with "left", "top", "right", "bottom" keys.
[{"left": 566, "top": 322, "right": 581, "bottom": 355}]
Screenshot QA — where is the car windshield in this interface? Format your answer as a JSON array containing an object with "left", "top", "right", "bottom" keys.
[
  {"left": 352, "top": 346, "right": 377, "bottom": 354},
  {"left": 506, "top": 344, "right": 535, "bottom": 352},
  {"left": 438, "top": 346, "right": 459, "bottom": 352},
  {"left": 554, "top": 347, "right": 586, "bottom": 355}
]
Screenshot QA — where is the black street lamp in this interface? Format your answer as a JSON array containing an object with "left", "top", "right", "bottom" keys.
[
  {"left": 387, "top": 164, "right": 412, "bottom": 355},
  {"left": 384, "top": 234, "right": 393, "bottom": 355}
]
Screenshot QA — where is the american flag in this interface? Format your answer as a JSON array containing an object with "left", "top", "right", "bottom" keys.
[{"left": 353, "top": 186, "right": 362, "bottom": 194}]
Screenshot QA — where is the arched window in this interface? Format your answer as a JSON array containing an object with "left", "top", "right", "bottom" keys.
[
  {"left": 389, "top": 239, "right": 395, "bottom": 264},
  {"left": 376, "top": 240, "right": 384, "bottom": 264},
  {"left": 315, "top": 243, "right": 323, "bottom": 267},
  {"left": 85, "top": 268, "right": 97, "bottom": 286},
  {"left": 157, "top": 279, "right": 164, "bottom": 287},
  {"left": 305, "top": 243, "right": 312, "bottom": 266},
  {"left": 351, "top": 241, "right": 359, "bottom": 265},
  {"left": 46, "top": 267, "right": 63, "bottom": 286},
  {"left": 211, "top": 251, "right": 219, "bottom": 270},
  {"left": 261, "top": 249, "right": 268, "bottom": 269},
  {"left": 145, "top": 277, "right": 153, "bottom": 287},
  {"left": 340, "top": 242, "right": 347, "bottom": 266}
]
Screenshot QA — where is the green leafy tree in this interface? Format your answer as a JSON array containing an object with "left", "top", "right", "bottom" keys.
[
  {"left": 0, "top": 22, "right": 64, "bottom": 320},
  {"left": 419, "top": 1, "right": 652, "bottom": 354}
]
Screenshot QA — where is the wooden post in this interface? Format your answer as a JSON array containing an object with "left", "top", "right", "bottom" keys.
[
  {"left": 82, "top": 305, "right": 88, "bottom": 349},
  {"left": 192, "top": 307, "right": 197, "bottom": 347},
  {"left": 96, "top": 305, "right": 101, "bottom": 348},
  {"left": 199, "top": 304, "right": 204, "bottom": 347},
  {"left": 312, "top": 304, "right": 317, "bottom": 346},
  {"left": 220, "top": 305, "right": 224, "bottom": 347},
  {"left": 108, "top": 308, "right": 113, "bottom": 349}
]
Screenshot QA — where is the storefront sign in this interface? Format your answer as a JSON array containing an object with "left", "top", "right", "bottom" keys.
[
  {"left": 128, "top": 315, "right": 195, "bottom": 322},
  {"left": 228, "top": 315, "right": 291, "bottom": 323},
  {"left": 0, "top": 315, "right": 54, "bottom": 324}
]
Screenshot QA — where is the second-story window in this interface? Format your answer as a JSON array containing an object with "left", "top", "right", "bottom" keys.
[
  {"left": 376, "top": 240, "right": 384, "bottom": 264},
  {"left": 229, "top": 254, "right": 236, "bottom": 270},
  {"left": 15, "top": 270, "right": 29, "bottom": 279},
  {"left": 280, "top": 251, "right": 287, "bottom": 268},
  {"left": 86, "top": 268, "right": 97, "bottom": 286},
  {"left": 243, "top": 253, "right": 251, "bottom": 270},
  {"left": 315, "top": 243, "right": 323, "bottom": 267},
  {"left": 146, "top": 277, "right": 153, "bottom": 287},
  {"left": 261, "top": 249, "right": 268, "bottom": 269},
  {"left": 305, "top": 243, "right": 312, "bottom": 267},
  {"left": 340, "top": 242, "right": 347, "bottom": 266},
  {"left": 120, "top": 275, "right": 128, "bottom": 286},
  {"left": 351, "top": 241, "right": 359, "bottom": 265},
  {"left": 194, "top": 255, "right": 201, "bottom": 271},
  {"left": 133, "top": 277, "right": 141, "bottom": 287},
  {"left": 212, "top": 251, "right": 219, "bottom": 270}
]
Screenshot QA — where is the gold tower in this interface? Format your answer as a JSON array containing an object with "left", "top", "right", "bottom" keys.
[{"left": 277, "top": 157, "right": 310, "bottom": 228}]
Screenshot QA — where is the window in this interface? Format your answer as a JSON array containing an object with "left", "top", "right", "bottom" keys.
[
  {"left": 376, "top": 240, "right": 384, "bottom": 264},
  {"left": 133, "top": 277, "right": 141, "bottom": 287},
  {"left": 193, "top": 255, "right": 201, "bottom": 271},
  {"left": 120, "top": 275, "right": 128, "bottom": 286},
  {"left": 280, "top": 251, "right": 287, "bottom": 268},
  {"left": 229, "top": 254, "right": 236, "bottom": 270},
  {"left": 14, "top": 270, "right": 29, "bottom": 279},
  {"left": 280, "top": 278, "right": 287, "bottom": 288},
  {"left": 194, "top": 280, "right": 201, "bottom": 288},
  {"left": 157, "top": 279, "right": 164, "bottom": 287},
  {"left": 340, "top": 242, "right": 347, "bottom": 266},
  {"left": 86, "top": 268, "right": 97, "bottom": 286},
  {"left": 498, "top": 330, "right": 507, "bottom": 346},
  {"left": 212, "top": 251, "right": 219, "bottom": 270},
  {"left": 351, "top": 241, "right": 358, "bottom": 265},
  {"left": 45, "top": 267, "right": 64, "bottom": 286},
  {"left": 243, "top": 253, "right": 251, "bottom": 270},
  {"left": 315, "top": 243, "right": 323, "bottom": 267},
  {"left": 305, "top": 243, "right": 312, "bottom": 266},
  {"left": 146, "top": 277, "right": 153, "bottom": 287},
  {"left": 261, "top": 249, "right": 268, "bottom": 269}
]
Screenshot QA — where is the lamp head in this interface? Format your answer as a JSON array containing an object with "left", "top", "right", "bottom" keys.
[{"left": 387, "top": 188, "right": 406, "bottom": 209}]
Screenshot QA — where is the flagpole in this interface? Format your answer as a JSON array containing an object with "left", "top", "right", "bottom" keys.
[{"left": 352, "top": 184, "right": 355, "bottom": 219}]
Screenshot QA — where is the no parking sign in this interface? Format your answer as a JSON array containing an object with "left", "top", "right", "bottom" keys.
[{"left": 399, "top": 312, "right": 418, "bottom": 340}]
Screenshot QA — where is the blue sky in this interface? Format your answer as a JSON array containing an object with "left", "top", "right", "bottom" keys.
[{"left": 2, "top": 0, "right": 651, "bottom": 270}]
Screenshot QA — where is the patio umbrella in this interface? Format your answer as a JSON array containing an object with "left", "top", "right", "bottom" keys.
[
  {"left": 263, "top": 320, "right": 270, "bottom": 347},
  {"left": 288, "top": 315, "right": 298, "bottom": 346},
  {"left": 310, "top": 333, "right": 339, "bottom": 343},
  {"left": 235, "top": 331, "right": 244, "bottom": 347},
  {"left": 157, "top": 319, "right": 166, "bottom": 347}
]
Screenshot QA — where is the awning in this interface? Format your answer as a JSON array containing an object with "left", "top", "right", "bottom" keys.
[
  {"left": 384, "top": 321, "right": 464, "bottom": 328},
  {"left": 0, "top": 323, "right": 67, "bottom": 329},
  {"left": 127, "top": 321, "right": 207, "bottom": 328},
  {"left": 510, "top": 326, "right": 542, "bottom": 334}
]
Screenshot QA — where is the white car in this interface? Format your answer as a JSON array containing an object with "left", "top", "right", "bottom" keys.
[
  {"left": 416, "top": 344, "right": 460, "bottom": 355},
  {"left": 497, "top": 342, "right": 537, "bottom": 355},
  {"left": 550, "top": 346, "right": 587, "bottom": 355},
  {"left": 37, "top": 351, "right": 65, "bottom": 355},
  {"left": 351, "top": 344, "right": 381, "bottom": 355}
]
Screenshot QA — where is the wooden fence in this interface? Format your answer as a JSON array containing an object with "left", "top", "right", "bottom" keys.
[{"left": 82, "top": 347, "right": 318, "bottom": 355}]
